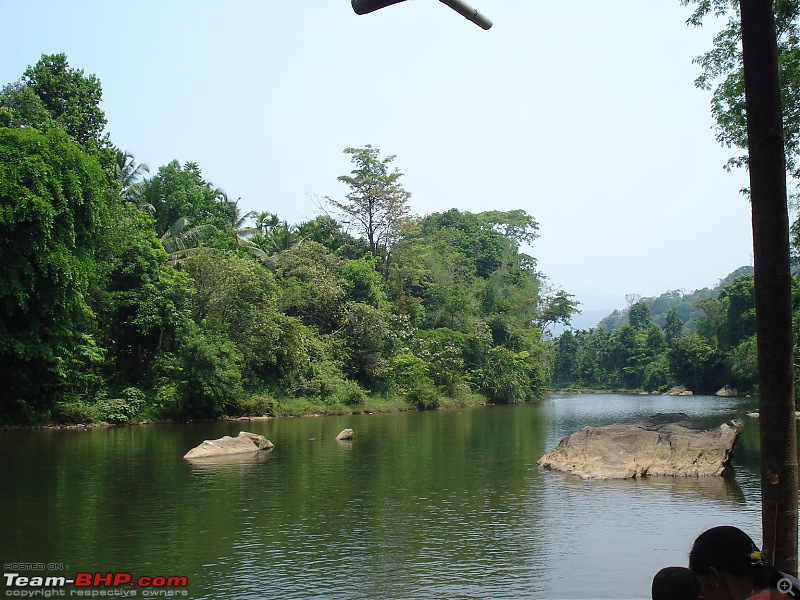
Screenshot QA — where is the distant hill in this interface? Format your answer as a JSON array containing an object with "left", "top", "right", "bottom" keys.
[{"left": 594, "top": 266, "right": 754, "bottom": 332}]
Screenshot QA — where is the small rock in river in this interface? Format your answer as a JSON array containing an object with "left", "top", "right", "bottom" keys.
[{"left": 336, "top": 429, "right": 354, "bottom": 441}]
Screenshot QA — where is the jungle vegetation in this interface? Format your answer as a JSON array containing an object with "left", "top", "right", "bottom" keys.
[{"left": 0, "top": 54, "right": 579, "bottom": 425}]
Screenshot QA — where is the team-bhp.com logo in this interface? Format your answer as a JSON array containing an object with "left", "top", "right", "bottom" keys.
[{"left": 4, "top": 571, "right": 189, "bottom": 597}]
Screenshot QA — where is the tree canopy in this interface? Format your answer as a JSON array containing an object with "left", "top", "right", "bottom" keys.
[{"left": 0, "top": 54, "right": 581, "bottom": 424}]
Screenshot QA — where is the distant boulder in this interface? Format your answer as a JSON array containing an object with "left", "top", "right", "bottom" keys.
[
  {"left": 538, "top": 414, "right": 743, "bottom": 479},
  {"left": 715, "top": 385, "right": 738, "bottom": 397},
  {"left": 183, "top": 431, "right": 273, "bottom": 460},
  {"left": 666, "top": 387, "right": 689, "bottom": 396},
  {"left": 336, "top": 428, "right": 354, "bottom": 441}
]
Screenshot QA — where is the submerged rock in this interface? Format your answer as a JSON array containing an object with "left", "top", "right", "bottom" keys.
[
  {"left": 538, "top": 414, "right": 743, "bottom": 480},
  {"left": 183, "top": 431, "right": 274, "bottom": 460}
]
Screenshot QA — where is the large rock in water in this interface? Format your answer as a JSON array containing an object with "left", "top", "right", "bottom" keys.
[
  {"left": 183, "top": 431, "right": 273, "bottom": 460},
  {"left": 537, "top": 414, "right": 743, "bottom": 479}
]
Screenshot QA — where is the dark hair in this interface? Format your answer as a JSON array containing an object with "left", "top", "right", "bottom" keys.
[
  {"left": 652, "top": 566, "right": 701, "bottom": 600},
  {"left": 689, "top": 526, "right": 777, "bottom": 587}
]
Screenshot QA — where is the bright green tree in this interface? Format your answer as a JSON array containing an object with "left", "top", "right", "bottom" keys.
[
  {"left": 0, "top": 127, "right": 107, "bottom": 419},
  {"left": 96, "top": 204, "right": 193, "bottom": 386},
  {"left": 20, "top": 53, "right": 107, "bottom": 149},
  {"left": 140, "top": 160, "right": 234, "bottom": 237}
]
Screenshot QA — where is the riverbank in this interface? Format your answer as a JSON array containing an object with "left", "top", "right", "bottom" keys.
[{"left": 0, "top": 389, "right": 491, "bottom": 430}]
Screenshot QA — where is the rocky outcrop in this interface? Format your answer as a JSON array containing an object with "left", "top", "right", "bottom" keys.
[
  {"left": 183, "top": 431, "right": 274, "bottom": 460},
  {"left": 538, "top": 414, "right": 743, "bottom": 479},
  {"left": 666, "top": 387, "right": 693, "bottom": 396},
  {"left": 715, "top": 385, "right": 738, "bottom": 397},
  {"left": 335, "top": 428, "right": 354, "bottom": 441}
]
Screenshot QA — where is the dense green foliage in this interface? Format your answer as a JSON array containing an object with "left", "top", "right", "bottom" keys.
[
  {"left": 0, "top": 54, "right": 579, "bottom": 424},
  {"left": 552, "top": 272, "right": 789, "bottom": 395}
]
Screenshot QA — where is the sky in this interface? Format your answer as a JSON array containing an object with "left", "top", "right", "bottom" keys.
[{"left": 1, "top": 1, "right": 755, "bottom": 320}]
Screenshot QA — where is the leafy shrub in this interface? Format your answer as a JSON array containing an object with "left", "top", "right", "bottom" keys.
[
  {"left": 329, "top": 379, "right": 368, "bottom": 406},
  {"left": 387, "top": 352, "right": 429, "bottom": 393},
  {"left": 406, "top": 379, "right": 440, "bottom": 410},
  {"left": 642, "top": 357, "right": 670, "bottom": 392},
  {"left": 475, "top": 346, "right": 533, "bottom": 403},
  {"left": 51, "top": 400, "right": 96, "bottom": 424},
  {"left": 232, "top": 394, "right": 276, "bottom": 417},
  {"left": 175, "top": 322, "right": 243, "bottom": 418},
  {"left": 96, "top": 387, "right": 146, "bottom": 424}
]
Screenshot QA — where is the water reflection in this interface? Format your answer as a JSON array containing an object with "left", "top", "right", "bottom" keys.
[
  {"left": 545, "top": 471, "right": 747, "bottom": 505},
  {"left": 184, "top": 450, "right": 274, "bottom": 473}
]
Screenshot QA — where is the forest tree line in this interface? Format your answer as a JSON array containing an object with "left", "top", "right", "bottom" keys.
[
  {"left": 552, "top": 271, "right": 771, "bottom": 394},
  {"left": 0, "top": 54, "right": 578, "bottom": 425}
]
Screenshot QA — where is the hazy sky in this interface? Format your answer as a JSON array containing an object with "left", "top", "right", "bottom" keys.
[{"left": 1, "top": 1, "right": 754, "bottom": 312}]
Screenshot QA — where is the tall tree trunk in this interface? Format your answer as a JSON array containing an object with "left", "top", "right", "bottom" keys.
[{"left": 740, "top": 0, "right": 799, "bottom": 575}]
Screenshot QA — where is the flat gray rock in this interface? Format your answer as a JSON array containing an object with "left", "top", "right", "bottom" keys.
[
  {"left": 538, "top": 414, "right": 743, "bottom": 479},
  {"left": 183, "top": 431, "right": 274, "bottom": 460}
]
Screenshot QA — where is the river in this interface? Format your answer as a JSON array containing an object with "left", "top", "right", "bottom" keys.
[{"left": 0, "top": 393, "right": 787, "bottom": 599}]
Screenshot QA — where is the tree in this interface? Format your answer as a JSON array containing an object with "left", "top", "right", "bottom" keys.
[
  {"left": 339, "top": 256, "right": 387, "bottom": 307},
  {"left": 159, "top": 217, "right": 217, "bottom": 267},
  {"left": 115, "top": 150, "right": 149, "bottom": 204},
  {"left": 682, "top": 0, "right": 800, "bottom": 185},
  {"left": 628, "top": 300, "right": 653, "bottom": 329},
  {"left": 336, "top": 302, "right": 393, "bottom": 387},
  {"left": 553, "top": 330, "right": 579, "bottom": 386},
  {"left": 326, "top": 145, "right": 411, "bottom": 275},
  {"left": 537, "top": 290, "right": 580, "bottom": 334},
  {"left": 184, "top": 247, "right": 278, "bottom": 381},
  {"left": 249, "top": 211, "right": 306, "bottom": 256},
  {"left": 269, "top": 242, "right": 347, "bottom": 333},
  {"left": 140, "top": 160, "right": 234, "bottom": 236},
  {"left": 663, "top": 307, "right": 684, "bottom": 343},
  {"left": 0, "top": 81, "right": 54, "bottom": 131},
  {"left": 297, "top": 214, "right": 355, "bottom": 254},
  {"left": 718, "top": 273, "right": 756, "bottom": 349},
  {"left": 223, "top": 199, "right": 269, "bottom": 264},
  {"left": 20, "top": 53, "right": 107, "bottom": 149},
  {"left": 0, "top": 127, "right": 107, "bottom": 418},
  {"left": 668, "top": 333, "right": 724, "bottom": 394},
  {"left": 172, "top": 320, "right": 243, "bottom": 418},
  {"left": 97, "top": 205, "right": 193, "bottom": 385}
]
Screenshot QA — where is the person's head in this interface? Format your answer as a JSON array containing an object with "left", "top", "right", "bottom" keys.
[
  {"left": 652, "top": 566, "right": 702, "bottom": 600},
  {"left": 689, "top": 526, "right": 776, "bottom": 600}
]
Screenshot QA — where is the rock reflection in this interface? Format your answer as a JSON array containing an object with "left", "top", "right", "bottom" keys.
[
  {"left": 186, "top": 450, "right": 273, "bottom": 474},
  {"left": 645, "top": 473, "right": 747, "bottom": 505},
  {"left": 553, "top": 470, "right": 747, "bottom": 505}
]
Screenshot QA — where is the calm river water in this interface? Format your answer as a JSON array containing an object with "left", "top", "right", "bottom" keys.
[{"left": 0, "top": 393, "right": 791, "bottom": 599}]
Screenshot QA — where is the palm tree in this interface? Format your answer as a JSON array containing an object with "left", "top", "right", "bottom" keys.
[
  {"left": 270, "top": 220, "right": 305, "bottom": 253},
  {"left": 159, "top": 217, "right": 216, "bottom": 267},
  {"left": 115, "top": 150, "right": 151, "bottom": 211},
  {"left": 224, "top": 198, "right": 269, "bottom": 264}
]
